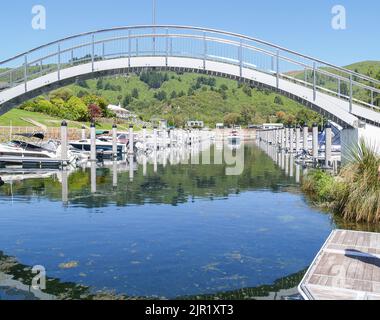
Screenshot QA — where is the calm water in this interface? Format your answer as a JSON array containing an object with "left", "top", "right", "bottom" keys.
[{"left": 0, "top": 143, "right": 341, "bottom": 299}]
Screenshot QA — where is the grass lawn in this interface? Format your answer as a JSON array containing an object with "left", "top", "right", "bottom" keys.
[{"left": 0, "top": 109, "right": 118, "bottom": 130}]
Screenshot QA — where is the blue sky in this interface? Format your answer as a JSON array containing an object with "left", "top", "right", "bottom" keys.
[{"left": 0, "top": 0, "right": 378, "bottom": 66}]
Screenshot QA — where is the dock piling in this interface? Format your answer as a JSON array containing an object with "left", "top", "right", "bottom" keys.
[
  {"left": 60, "top": 121, "right": 68, "bottom": 165},
  {"left": 112, "top": 124, "right": 118, "bottom": 158},
  {"left": 90, "top": 122, "right": 96, "bottom": 161},
  {"left": 325, "top": 123, "right": 332, "bottom": 167},
  {"left": 312, "top": 123, "right": 319, "bottom": 162},
  {"left": 303, "top": 125, "right": 309, "bottom": 151},
  {"left": 129, "top": 125, "right": 134, "bottom": 155}
]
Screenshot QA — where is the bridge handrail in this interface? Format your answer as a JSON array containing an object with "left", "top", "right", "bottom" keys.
[
  {"left": 0, "top": 25, "right": 380, "bottom": 87},
  {"left": 0, "top": 24, "right": 379, "bottom": 119}
]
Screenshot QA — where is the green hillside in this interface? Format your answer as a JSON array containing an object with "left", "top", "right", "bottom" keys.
[
  {"left": 0, "top": 69, "right": 341, "bottom": 128},
  {"left": 65, "top": 71, "right": 323, "bottom": 127}
]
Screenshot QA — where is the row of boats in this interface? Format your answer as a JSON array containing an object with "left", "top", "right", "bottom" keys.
[{"left": 0, "top": 129, "right": 235, "bottom": 168}]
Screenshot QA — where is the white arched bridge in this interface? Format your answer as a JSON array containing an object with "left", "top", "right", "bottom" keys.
[{"left": 1, "top": 25, "right": 380, "bottom": 133}]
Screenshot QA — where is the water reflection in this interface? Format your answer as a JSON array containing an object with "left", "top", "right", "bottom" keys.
[{"left": 0, "top": 142, "right": 343, "bottom": 299}]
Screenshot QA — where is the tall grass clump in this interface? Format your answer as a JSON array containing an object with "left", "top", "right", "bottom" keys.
[
  {"left": 302, "top": 139, "right": 380, "bottom": 223},
  {"left": 338, "top": 139, "right": 380, "bottom": 222}
]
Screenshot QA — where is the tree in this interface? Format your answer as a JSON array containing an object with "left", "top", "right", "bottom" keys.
[
  {"left": 242, "top": 85, "right": 252, "bottom": 97},
  {"left": 240, "top": 106, "right": 253, "bottom": 125},
  {"left": 66, "top": 96, "right": 89, "bottom": 121},
  {"left": 170, "top": 91, "right": 178, "bottom": 99},
  {"left": 274, "top": 96, "right": 284, "bottom": 105},
  {"left": 131, "top": 88, "right": 139, "bottom": 99},
  {"left": 223, "top": 113, "right": 241, "bottom": 126},
  {"left": 154, "top": 91, "right": 167, "bottom": 101},
  {"left": 96, "top": 78, "right": 104, "bottom": 90},
  {"left": 220, "top": 84, "right": 228, "bottom": 91},
  {"left": 275, "top": 111, "right": 286, "bottom": 123},
  {"left": 88, "top": 104, "right": 103, "bottom": 121},
  {"left": 76, "top": 79, "right": 89, "bottom": 88},
  {"left": 49, "top": 88, "right": 73, "bottom": 102},
  {"left": 123, "top": 94, "right": 132, "bottom": 107}
]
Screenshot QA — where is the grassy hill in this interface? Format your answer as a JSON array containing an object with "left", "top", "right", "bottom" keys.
[
  {"left": 7, "top": 64, "right": 371, "bottom": 128},
  {"left": 64, "top": 71, "right": 323, "bottom": 127}
]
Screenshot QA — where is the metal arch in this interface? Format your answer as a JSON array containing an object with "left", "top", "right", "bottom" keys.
[
  {"left": 0, "top": 24, "right": 379, "bottom": 127},
  {"left": 0, "top": 65, "right": 355, "bottom": 128}
]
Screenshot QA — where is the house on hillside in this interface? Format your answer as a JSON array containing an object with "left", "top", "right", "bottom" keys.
[{"left": 107, "top": 104, "right": 136, "bottom": 120}]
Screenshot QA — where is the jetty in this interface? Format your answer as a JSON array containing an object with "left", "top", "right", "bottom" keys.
[{"left": 299, "top": 229, "right": 380, "bottom": 300}]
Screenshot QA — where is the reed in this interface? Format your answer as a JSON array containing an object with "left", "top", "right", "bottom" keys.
[{"left": 302, "top": 138, "right": 380, "bottom": 223}]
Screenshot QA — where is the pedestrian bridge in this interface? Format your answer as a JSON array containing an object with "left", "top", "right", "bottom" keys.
[{"left": 1, "top": 25, "right": 380, "bottom": 130}]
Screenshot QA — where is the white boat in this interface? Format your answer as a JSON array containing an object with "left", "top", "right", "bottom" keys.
[
  {"left": 69, "top": 139, "right": 126, "bottom": 155},
  {"left": 0, "top": 134, "right": 77, "bottom": 166}
]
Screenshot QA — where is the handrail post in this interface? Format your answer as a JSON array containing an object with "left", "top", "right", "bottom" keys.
[
  {"left": 136, "top": 38, "right": 139, "bottom": 57},
  {"left": 91, "top": 34, "right": 95, "bottom": 73},
  {"left": 338, "top": 78, "right": 341, "bottom": 98},
  {"left": 128, "top": 29, "right": 131, "bottom": 68},
  {"left": 313, "top": 62, "right": 317, "bottom": 101},
  {"left": 349, "top": 74, "right": 353, "bottom": 113},
  {"left": 165, "top": 28, "right": 169, "bottom": 67},
  {"left": 239, "top": 39, "right": 243, "bottom": 78},
  {"left": 371, "top": 90, "right": 374, "bottom": 107},
  {"left": 276, "top": 50, "right": 279, "bottom": 89},
  {"left": 304, "top": 68, "right": 307, "bottom": 85},
  {"left": 102, "top": 42, "right": 105, "bottom": 59},
  {"left": 71, "top": 49, "right": 74, "bottom": 66},
  {"left": 24, "top": 54, "right": 28, "bottom": 93},
  {"left": 57, "top": 43, "right": 61, "bottom": 81},
  {"left": 203, "top": 32, "right": 207, "bottom": 71}
]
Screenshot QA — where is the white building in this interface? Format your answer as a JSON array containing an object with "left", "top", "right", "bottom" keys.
[{"left": 107, "top": 104, "right": 135, "bottom": 120}]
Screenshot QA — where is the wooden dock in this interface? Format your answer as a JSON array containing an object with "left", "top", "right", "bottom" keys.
[{"left": 299, "top": 229, "right": 380, "bottom": 300}]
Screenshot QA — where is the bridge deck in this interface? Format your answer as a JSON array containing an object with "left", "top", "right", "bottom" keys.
[
  {"left": 299, "top": 229, "right": 380, "bottom": 300},
  {"left": 2, "top": 56, "right": 379, "bottom": 128}
]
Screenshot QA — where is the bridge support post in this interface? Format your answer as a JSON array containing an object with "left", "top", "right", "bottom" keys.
[
  {"left": 303, "top": 125, "right": 309, "bottom": 151},
  {"left": 129, "top": 125, "right": 134, "bottom": 155},
  {"left": 90, "top": 122, "right": 97, "bottom": 161},
  {"left": 60, "top": 121, "right": 68, "bottom": 165},
  {"left": 295, "top": 125, "right": 301, "bottom": 153},
  {"left": 312, "top": 123, "right": 319, "bottom": 162},
  {"left": 325, "top": 124, "right": 332, "bottom": 167},
  {"left": 112, "top": 124, "right": 118, "bottom": 158}
]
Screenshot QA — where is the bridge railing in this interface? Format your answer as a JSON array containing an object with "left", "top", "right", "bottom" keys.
[{"left": 0, "top": 25, "right": 379, "bottom": 114}]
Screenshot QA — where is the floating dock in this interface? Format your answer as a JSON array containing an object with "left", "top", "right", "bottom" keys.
[{"left": 299, "top": 229, "right": 380, "bottom": 300}]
